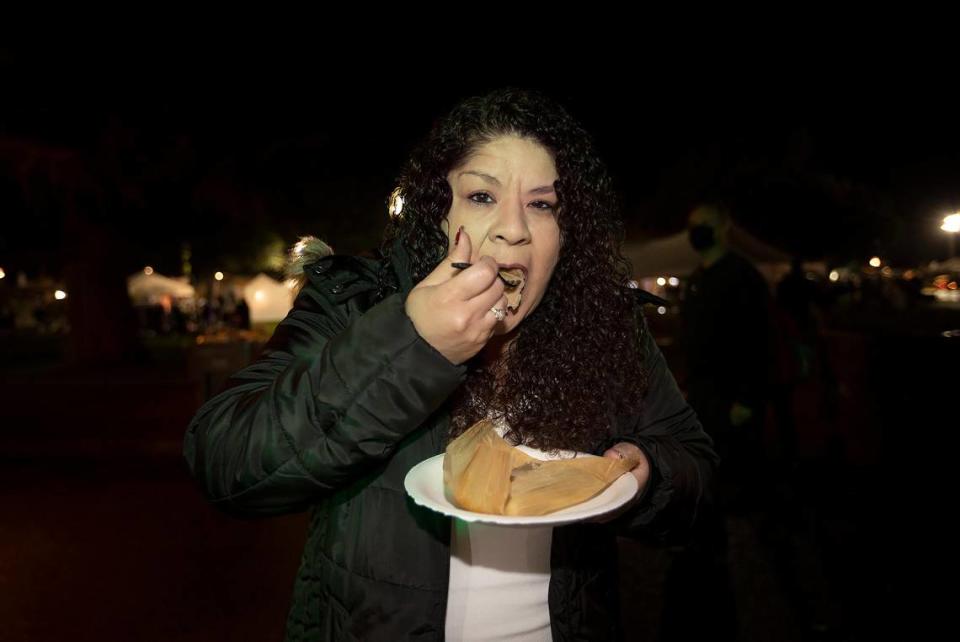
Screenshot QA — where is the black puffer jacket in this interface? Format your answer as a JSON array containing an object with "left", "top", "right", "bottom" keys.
[{"left": 183, "top": 241, "right": 718, "bottom": 641}]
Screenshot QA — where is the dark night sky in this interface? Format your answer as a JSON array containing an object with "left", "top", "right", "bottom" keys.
[{"left": 2, "top": 44, "right": 958, "bottom": 274}]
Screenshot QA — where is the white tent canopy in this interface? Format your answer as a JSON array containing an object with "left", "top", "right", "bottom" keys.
[
  {"left": 127, "top": 271, "right": 195, "bottom": 304},
  {"left": 927, "top": 257, "right": 960, "bottom": 273},
  {"left": 623, "top": 225, "right": 793, "bottom": 281},
  {"left": 243, "top": 273, "right": 295, "bottom": 323}
]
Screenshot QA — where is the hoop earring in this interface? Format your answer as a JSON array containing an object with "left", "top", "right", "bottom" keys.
[{"left": 388, "top": 187, "right": 404, "bottom": 218}]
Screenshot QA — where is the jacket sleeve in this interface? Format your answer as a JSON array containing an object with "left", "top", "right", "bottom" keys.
[
  {"left": 600, "top": 306, "right": 720, "bottom": 542},
  {"left": 182, "top": 275, "right": 467, "bottom": 519}
]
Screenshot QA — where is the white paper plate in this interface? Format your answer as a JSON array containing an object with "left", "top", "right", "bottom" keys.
[{"left": 403, "top": 445, "right": 639, "bottom": 526}]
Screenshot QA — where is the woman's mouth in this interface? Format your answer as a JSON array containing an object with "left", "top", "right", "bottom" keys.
[{"left": 496, "top": 265, "right": 527, "bottom": 312}]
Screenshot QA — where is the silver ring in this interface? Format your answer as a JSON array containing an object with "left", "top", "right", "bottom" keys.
[{"left": 490, "top": 307, "right": 505, "bottom": 321}]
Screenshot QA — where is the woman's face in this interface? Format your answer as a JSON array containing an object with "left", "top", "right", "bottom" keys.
[{"left": 443, "top": 135, "right": 562, "bottom": 334}]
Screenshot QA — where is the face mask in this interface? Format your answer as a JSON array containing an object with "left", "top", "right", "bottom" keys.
[{"left": 688, "top": 224, "right": 716, "bottom": 251}]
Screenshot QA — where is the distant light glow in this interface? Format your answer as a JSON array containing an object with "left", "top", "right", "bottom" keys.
[
  {"left": 881, "top": 266, "right": 893, "bottom": 277},
  {"left": 214, "top": 271, "right": 224, "bottom": 281},
  {"left": 144, "top": 266, "right": 154, "bottom": 275},
  {"left": 54, "top": 290, "right": 67, "bottom": 300},
  {"left": 657, "top": 306, "right": 667, "bottom": 315},
  {"left": 829, "top": 270, "right": 840, "bottom": 282},
  {"left": 668, "top": 277, "right": 679, "bottom": 287},
  {"left": 0, "top": 267, "right": 5, "bottom": 279},
  {"left": 869, "top": 257, "right": 882, "bottom": 268},
  {"left": 942, "top": 213, "right": 960, "bottom": 233},
  {"left": 656, "top": 277, "right": 667, "bottom": 287}
]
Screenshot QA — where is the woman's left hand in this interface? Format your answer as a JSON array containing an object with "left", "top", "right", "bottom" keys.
[
  {"left": 589, "top": 442, "right": 651, "bottom": 524},
  {"left": 603, "top": 442, "right": 651, "bottom": 496}
]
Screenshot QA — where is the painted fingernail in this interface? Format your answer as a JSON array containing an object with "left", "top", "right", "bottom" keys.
[{"left": 455, "top": 225, "right": 463, "bottom": 246}]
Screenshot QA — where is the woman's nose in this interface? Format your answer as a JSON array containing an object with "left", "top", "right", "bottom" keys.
[{"left": 490, "top": 196, "right": 530, "bottom": 244}]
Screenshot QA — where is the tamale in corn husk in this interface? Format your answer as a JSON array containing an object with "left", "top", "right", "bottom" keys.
[
  {"left": 443, "top": 418, "right": 639, "bottom": 516},
  {"left": 442, "top": 417, "right": 516, "bottom": 514}
]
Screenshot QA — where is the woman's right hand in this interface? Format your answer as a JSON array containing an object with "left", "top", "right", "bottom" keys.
[{"left": 404, "top": 226, "right": 510, "bottom": 365}]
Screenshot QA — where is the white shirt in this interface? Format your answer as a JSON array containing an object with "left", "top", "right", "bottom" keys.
[{"left": 445, "top": 411, "right": 553, "bottom": 641}]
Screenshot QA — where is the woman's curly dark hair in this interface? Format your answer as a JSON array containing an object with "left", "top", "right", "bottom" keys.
[{"left": 376, "top": 87, "right": 650, "bottom": 454}]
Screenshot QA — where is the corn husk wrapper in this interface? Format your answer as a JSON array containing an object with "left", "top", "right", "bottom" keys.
[{"left": 443, "top": 418, "right": 639, "bottom": 516}]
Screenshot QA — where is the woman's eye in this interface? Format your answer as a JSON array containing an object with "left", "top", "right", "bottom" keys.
[
  {"left": 468, "top": 192, "right": 494, "bottom": 205},
  {"left": 467, "top": 193, "right": 555, "bottom": 212}
]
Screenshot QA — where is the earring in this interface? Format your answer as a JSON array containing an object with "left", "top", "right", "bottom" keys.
[{"left": 388, "top": 187, "right": 404, "bottom": 218}]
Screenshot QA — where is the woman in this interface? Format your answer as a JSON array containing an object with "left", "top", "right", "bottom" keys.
[{"left": 183, "top": 88, "right": 718, "bottom": 641}]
